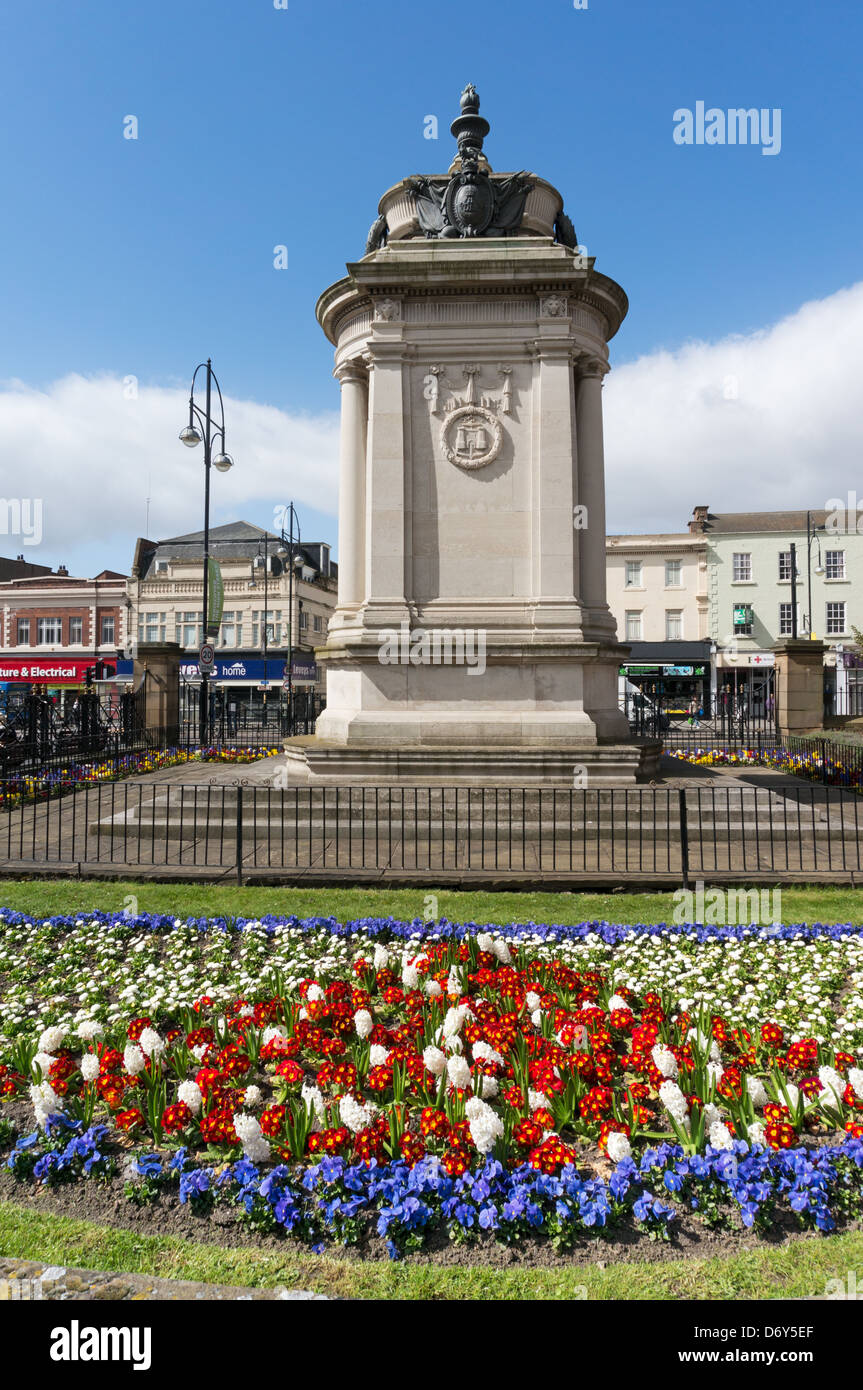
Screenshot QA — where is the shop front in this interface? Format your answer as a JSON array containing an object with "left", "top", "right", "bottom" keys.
[
  {"left": 619, "top": 642, "right": 712, "bottom": 721},
  {"left": 0, "top": 655, "right": 125, "bottom": 714}
]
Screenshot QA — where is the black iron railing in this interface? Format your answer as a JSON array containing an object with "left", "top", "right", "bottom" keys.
[{"left": 0, "top": 781, "right": 860, "bottom": 883}]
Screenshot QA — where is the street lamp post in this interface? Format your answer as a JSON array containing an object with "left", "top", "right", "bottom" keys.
[
  {"left": 805, "top": 510, "right": 825, "bottom": 638},
  {"left": 277, "top": 503, "right": 302, "bottom": 734},
  {"left": 253, "top": 529, "right": 288, "bottom": 732},
  {"left": 179, "top": 359, "right": 234, "bottom": 746}
]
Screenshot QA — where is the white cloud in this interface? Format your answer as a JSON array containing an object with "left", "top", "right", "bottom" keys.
[
  {"left": 0, "top": 374, "right": 340, "bottom": 573},
  {"left": 604, "top": 280, "right": 863, "bottom": 532}
]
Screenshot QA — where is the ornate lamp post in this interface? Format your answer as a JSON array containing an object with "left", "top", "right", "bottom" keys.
[
  {"left": 178, "top": 359, "right": 234, "bottom": 745},
  {"left": 252, "top": 530, "right": 288, "bottom": 728}
]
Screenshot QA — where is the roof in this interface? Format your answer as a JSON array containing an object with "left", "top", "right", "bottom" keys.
[
  {"left": 0, "top": 556, "right": 54, "bottom": 581},
  {"left": 693, "top": 510, "right": 831, "bottom": 535}
]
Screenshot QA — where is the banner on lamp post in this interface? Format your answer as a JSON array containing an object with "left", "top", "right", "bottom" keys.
[{"left": 206, "top": 558, "right": 224, "bottom": 638}]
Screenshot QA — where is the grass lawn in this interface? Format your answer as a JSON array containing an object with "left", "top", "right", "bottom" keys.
[
  {"left": 0, "top": 1199, "right": 858, "bottom": 1300},
  {"left": 0, "top": 878, "right": 860, "bottom": 925}
]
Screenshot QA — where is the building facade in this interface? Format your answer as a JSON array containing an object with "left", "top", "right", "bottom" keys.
[
  {"left": 606, "top": 532, "right": 711, "bottom": 715},
  {"left": 128, "top": 522, "right": 337, "bottom": 718},
  {"left": 0, "top": 566, "right": 129, "bottom": 710}
]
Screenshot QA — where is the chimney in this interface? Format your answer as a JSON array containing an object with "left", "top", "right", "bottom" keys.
[
  {"left": 689, "top": 505, "right": 709, "bottom": 534},
  {"left": 56, "top": 565, "right": 69, "bottom": 576}
]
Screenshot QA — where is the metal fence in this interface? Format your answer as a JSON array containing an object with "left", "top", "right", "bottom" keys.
[{"left": 1, "top": 781, "right": 861, "bottom": 884}]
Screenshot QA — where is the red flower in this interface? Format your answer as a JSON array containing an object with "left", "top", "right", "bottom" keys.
[
  {"left": 260, "top": 1105, "right": 287, "bottom": 1137},
  {"left": 161, "top": 1101, "right": 192, "bottom": 1134},
  {"left": 127, "top": 1017, "right": 153, "bottom": 1043},
  {"left": 274, "top": 1059, "right": 304, "bottom": 1085},
  {"left": 764, "top": 1121, "right": 796, "bottom": 1150},
  {"left": 115, "top": 1108, "right": 144, "bottom": 1131}
]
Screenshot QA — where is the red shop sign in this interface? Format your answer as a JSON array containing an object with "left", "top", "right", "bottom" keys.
[{"left": 0, "top": 657, "right": 118, "bottom": 684}]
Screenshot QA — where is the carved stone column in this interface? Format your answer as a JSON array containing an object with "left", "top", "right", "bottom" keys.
[
  {"left": 363, "top": 330, "right": 409, "bottom": 625},
  {"left": 334, "top": 360, "right": 368, "bottom": 611},
  {"left": 575, "top": 355, "right": 614, "bottom": 638}
]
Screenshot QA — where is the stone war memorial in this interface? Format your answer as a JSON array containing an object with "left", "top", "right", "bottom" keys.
[{"left": 286, "top": 84, "right": 657, "bottom": 786}]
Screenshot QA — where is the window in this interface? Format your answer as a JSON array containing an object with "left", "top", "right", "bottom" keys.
[
  {"left": 826, "top": 602, "right": 847, "bottom": 635},
  {"left": 664, "top": 559, "right": 682, "bottom": 587},
  {"left": 825, "top": 550, "right": 846, "bottom": 580},
  {"left": 313, "top": 614, "right": 323, "bottom": 633},
  {"left": 100, "top": 616, "right": 115, "bottom": 645},
  {"left": 69, "top": 617, "right": 83, "bottom": 644},
  {"left": 665, "top": 610, "right": 683, "bottom": 641},
  {"left": 137, "top": 612, "right": 166, "bottom": 644},
  {"left": 732, "top": 604, "right": 753, "bottom": 636},
  {"left": 155, "top": 560, "right": 169, "bottom": 574},
  {"left": 779, "top": 603, "right": 794, "bottom": 636},
  {"left": 624, "top": 611, "right": 642, "bottom": 641},
  {"left": 219, "top": 611, "right": 242, "bottom": 647},
  {"left": 175, "top": 611, "right": 203, "bottom": 647},
  {"left": 733, "top": 553, "right": 752, "bottom": 582},
  {"left": 778, "top": 551, "right": 792, "bottom": 582},
  {"left": 625, "top": 561, "right": 642, "bottom": 588},
  {"left": 299, "top": 610, "right": 309, "bottom": 631},
  {"left": 252, "top": 610, "right": 281, "bottom": 647},
  {"left": 37, "top": 617, "right": 62, "bottom": 644},
  {"left": 16, "top": 618, "right": 30, "bottom": 645}
]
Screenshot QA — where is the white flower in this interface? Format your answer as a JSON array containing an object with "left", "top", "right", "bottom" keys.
[
  {"left": 818, "top": 1066, "right": 845, "bottom": 1109},
  {"left": 607, "top": 994, "right": 628, "bottom": 1012},
  {"left": 37, "top": 1026, "right": 65, "bottom": 1054},
  {"left": 476, "top": 932, "right": 493, "bottom": 953},
  {"left": 746, "top": 1075, "right": 768, "bottom": 1108},
  {"left": 525, "top": 991, "right": 541, "bottom": 1012},
  {"left": 301, "top": 1083, "right": 325, "bottom": 1121},
  {"left": 472, "top": 1041, "right": 504, "bottom": 1067},
  {"left": 340, "top": 1094, "right": 375, "bottom": 1134},
  {"left": 783, "top": 1082, "right": 800, "bottom": 1109},
  {"left": 707, "top": 1061, "right": 724, "bottom": 1085},
  {"left": 306, "top": 984, "right": 324, "bottom": 1003},
  {"left": 423, "top": 1046, "right": 447, "bottom": 1077},
  {"left": 138, "top": 1027, "right": 164, "bottom": 1060},
  {"left": 373, "top": 944, "right": 389, "bottom": 972},
  {"left": 369, "top": 1045, "right": 390, "bottom": 1067},
  {"left": 708, "top": 1120, "right": 735, "bottom": 1152},
  {"left": 651, "top": 1045, "right": 678, "bottom": 1079},
  {"left": 80, "top": 1054, "right": 100, "bottom": 1083},
  {"left": 243, "top": 1085, "right": 263, "bottom": 1109},
  {"left": 424, "top": 980, "right": 442, "bottom": 998},
  {"left": 464, "top": 1096, "right": 504, "bottom": 1154},
  {"left": 191, "top": 1044, "right": 209, "bottom": 1063},
  {"left": 77, "top": 1021, "right": 103, "bottom": 1042},
  {"left": 123, "top": 1043, "right": 146, "bottom": 1076},
  {"left": 659, "top": 1080, "right": 689, "bottom": 1123},
  {"left": 478, "top": 1075, "right": 499, "bottom": 1100},
  {"left": 33, "top": 1051, "right": 56, "bottom": 1075},
  {"left": 30, "top": 1080, "right": 63, "bottom": 1128},
  {"left": 443, "top": 1005, "right": 467, "bottom": 1039},
  {"left": 531, "top": 1009, "right": 543, "bottom": 1029},
  {"left": 529, "top": 1090, "right": 550, "bottom": 1113},
  {"left": 446, "top": 1054, "right": 471, "bottom": 1090},
  {"left": 233, "top": 1112, "right": 270, "bottom": 1162},
  {"left": 747, "top": 1121, "right": 766, "bottom": 1147},
  {"left": 606, "top": 1132, "right": 632, "bottom": 1163},
  {"left": 849, "top": 1068, "right": 863, "bottom": 1101},
  {"left": 446, "top": 967, "right": 462, "bottom": 997},
  {"left": 354, "top": 1009, "right": 373, "bottom": 1039},
  {"left": 702, "top": 1103, "right": 721, "bottom": 1131},
  {"left": 491, "top": 938, "right": 512, "bottom": 965},
  {"left": 262, "top": 1025, "right": 288, "bottom": 1048},
  {"left": 177, "top": 1080, "right": 203, "bottom": 1115},
  {"left": 402, "top": 964, "right": 420, "bottom": 991}
]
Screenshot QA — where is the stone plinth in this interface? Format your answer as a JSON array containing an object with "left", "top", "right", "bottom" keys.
[
  {"left": 772, "top": 639, "right": 826, "bottom": 734},
  {"left": 133, "top": 642, "right": 181, "bottom": 742}
]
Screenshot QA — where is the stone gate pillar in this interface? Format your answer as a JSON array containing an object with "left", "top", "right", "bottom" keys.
[
  {"left": 133, "top": 641, "right": 181, "bottom": 742},
  {"left": 772, "top": 639, "right": 826, "bottom": 734}
]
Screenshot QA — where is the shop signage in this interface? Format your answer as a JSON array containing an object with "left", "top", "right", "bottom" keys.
[{"left": 0, "top": 657, "right": 119, "bottom": 685}]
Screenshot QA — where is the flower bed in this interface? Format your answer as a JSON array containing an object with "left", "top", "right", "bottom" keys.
[
  {"left": 3, "top": 911, "right": 863, "bottom": 1255},
  {"left": 670, "top": 744, "right": 863, "bottom": 788},
  {"left": 0, "top": 745, "right": 279, "bottom": 810}
]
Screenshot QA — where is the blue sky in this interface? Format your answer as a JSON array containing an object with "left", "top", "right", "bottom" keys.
[{"left": 1, "top": 0, "right": 861, "bottom": 572}]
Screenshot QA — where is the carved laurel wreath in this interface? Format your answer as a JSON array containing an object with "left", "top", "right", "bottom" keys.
[{"left": 440, "top": 405, "right": 503, "bottom": 470}]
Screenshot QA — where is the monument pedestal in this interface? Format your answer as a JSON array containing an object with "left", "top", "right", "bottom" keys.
[
  {"left": 281, "top": 740, "right": 659, "bottom": 787},
  {"left": 301, "top": 86, "right": 651, "bottom": 785}
]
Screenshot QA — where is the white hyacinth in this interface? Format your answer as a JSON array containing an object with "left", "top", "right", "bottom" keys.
[
  {"left": 306, "top": 984, "right": 324, "bottom": 1003},
  {"left": 607, "top": 994, "right": 628, "bottom": 1012},
  {"left": 191, "top": 1044, "right": 209, "bottom": 1063},
  {"left": 424, "top": 980, "right": 442, "bottom": 998},
  {"left": 446, "top": 1054, "right": 472, "bottom": 1090},
  {"left": 817, "top": 1066, "right": 845, "bottom": 1109},
  {"left": 354, "top": 1009, "right": 373, "bottom": 1039},
  {"left": 746, "top": 1075, "right": 768, "bottom": 1108},
  {"left": 243, "top": 1084, "right": 263, "bottom": 1109},
  {"left": 177, "top": 1080, "right": 203, "bottom": 1115},
  {"left": 402, "top": 964, "right": 420, "bottom": 991},
  {"left": 262, "top": 1025, "right": 288, "bottom": 1047},
  {"left": 606, "top": 1132, "right": 632, "bottom": 1163},
  {"left": 37, "top": 1026, "right": 65, "bottom": 1055},
  {"left": 301, "top": 1083, "right": 325, "bottom": 1121},
  {"left": 369, "top": 1045, "right": 390, "bottom": 1067},
  {"left": 472, "top": 1041, "right": 504, "bottom": 1067},
  {"left": 464, "top": 1096, "right": 504, "bottom": 1154},
  {"left": 651, "top": 1045, "right": 678, "bottom": 1079},
  {"left": 529, "top": 1089, "right": 550, "bottom": 1113},
  {"left": 423, "top": 1046, "right": 447, "bottom": 1077},
  {"left": 138, "top": 1027, "right": 164, "bottom": 1061},
  {"left": 659, "top": 1080, "right": 689, "bottom": 1124},
  {"left": 476, "top": 932, "right": 493, "bottom": 953},
  {"left": 30, "top": 1080, "right": 63, "bottom": 1129},
  {"left": 525, "top": 991, "right": 541, "bottom": 1012},
  {"left": 491, "top": 938, "right": 512, "bottom": 965},
  {"left": 340, "top": 1094, "right": 375, "bottom": 1134},
  {"left": 784, "top": 1082, "right": 800, "bottom": 1109},
  {"left": 233, "top": 1113, "right": 270, "bottom": 1163},
  {"left": 33, "top": 1051, "right": 56, "bottom": 1076},
  {"left": 443, "top": 1005, "right": 468, "bottom": 1039},
  {"left": 848, "top": 1068, "right": 863, "bottom": 1101},
  {"left": 530, "top": 1009, "right": 543, "bottom": 1029},
  {"left": 373, "top": 944, "right": 389, "bottom": 972},
  {"left": 77, "top": 1021, "right": 103, "bottom": 1043},
  {"left": 747, "top": 1121, "right": 766, "bottom": 1147},
  {"left": 702, "top": 1102, "right": 721, "bottom": 1131},
  {"left": 123, "top": 1043, "right": 146, "bottom": 1076},
  {"left": 446, "top": 968, "right": 462, "bottom": 997},
  {"left": 80, "top": 1054, "right": 100, "bottom": 1083},
  {"left": 708, "top": 1120, "right": 735, "bottom": 1152},
  {"left": 478, "top": 1075, "right": 499, "bottom": 1100}
]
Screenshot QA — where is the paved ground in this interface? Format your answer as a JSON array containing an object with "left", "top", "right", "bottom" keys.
[{"left": 0, "top": 1256, "right": 329, "bottom": 1301}]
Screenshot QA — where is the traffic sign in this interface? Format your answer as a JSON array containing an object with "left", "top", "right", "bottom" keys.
[{"left": 199, "top": 642, "right": 215, "bottom": 674}]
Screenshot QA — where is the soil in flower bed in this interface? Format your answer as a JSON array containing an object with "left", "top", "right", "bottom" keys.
[{"left": 0, "top": 1166, "right": 838, "bottom": 1270}]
